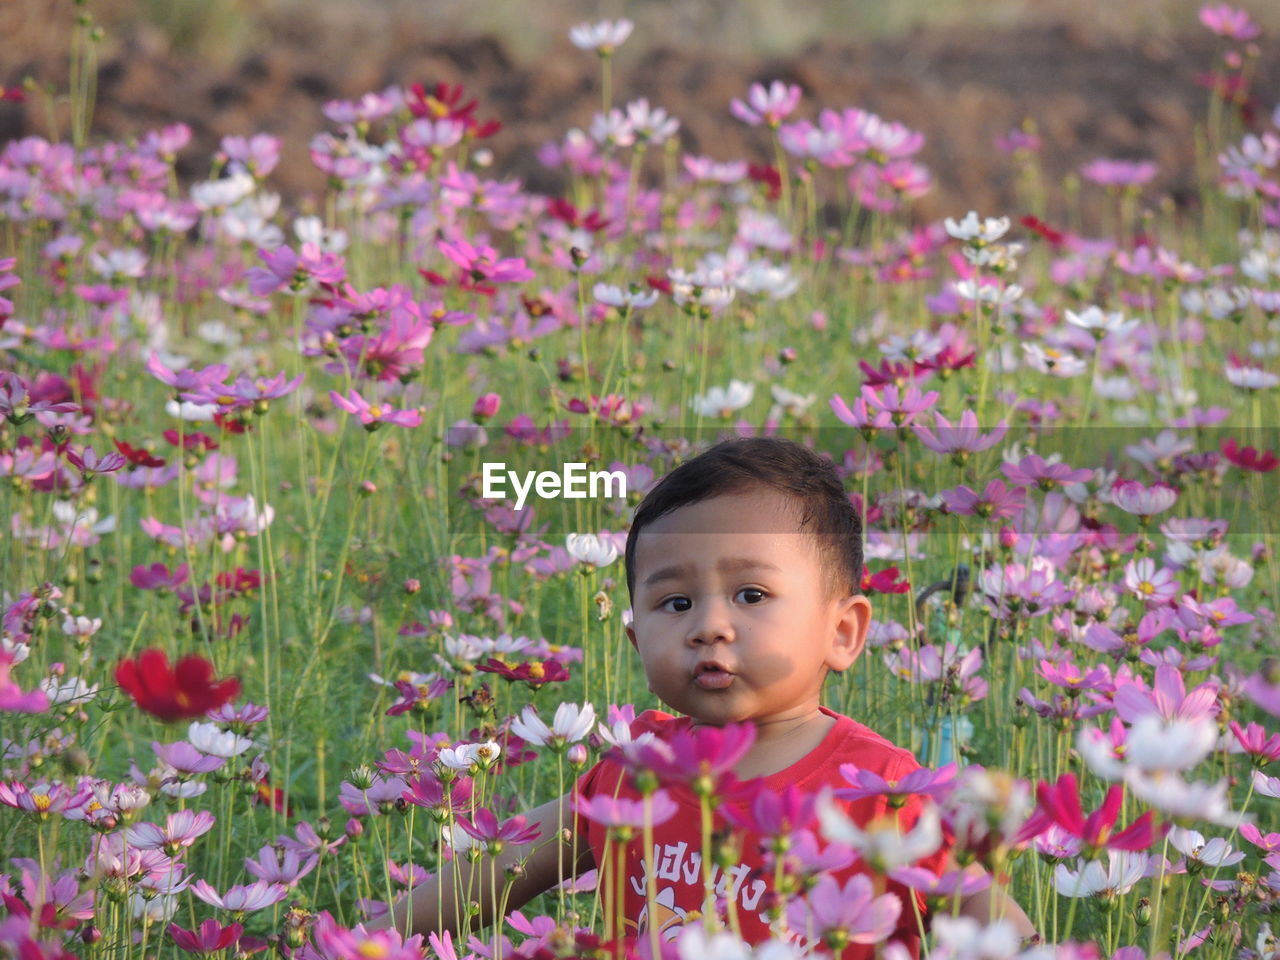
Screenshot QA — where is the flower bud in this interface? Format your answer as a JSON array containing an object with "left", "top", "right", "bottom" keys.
[
  {"left": 567, "top": 743, "right": 589, "bottom": 769},
  {"left": 471, "top": 393, "right": 501, "bottom": 421},
  {"left": 345, "top": 817, "right": 363, "bottom": 840},
  {"left": 403, "top": 578, "right": 421, "bottom": 595}
]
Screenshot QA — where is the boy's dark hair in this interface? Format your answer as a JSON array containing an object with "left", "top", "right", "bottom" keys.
[{"left": 624, "top": 437, "right": 863, "bottom": 599}]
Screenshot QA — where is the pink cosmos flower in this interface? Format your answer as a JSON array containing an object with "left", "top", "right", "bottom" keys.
[
  {"left": 456, "top": 808, "right": 541, "bottom": 852},
  {"left": 721, "top": 782, "right": 817, "bottom": 837},
  {"left": 1036, "top": 660, "right": 1111, "bottom": 696},
  {"left": 0, "top": 372, "right": 78, "bottom": 425},
  {"left": 145, "top": 353, "right": 230, "bottom": 395},
  {"left": 9, "top": 864, "right": 95, "bottom": 929},
  {"left": 127, "top": 809, "right": 216, "bottom": 852},
  {"left": 1245, "top": 675, "right": 1280, "bottom": 717},
  {"left": 151, "top": 741, "right": 225, "bottom": 775},
  {"left": 890, "top": 865, "right": 991, "bottom": 898},
  {"left": 190, "top": 878, "right": 288, "bottom": 912},
  {"left": 1001, "top": 454, "right": 1093, "bottom": 489},
  {"left": 1199, "top": 3, "right": 1260, "bottom": 39},
  {"left": 786, "top": 872, "right": 902, "bottom": 949},
  {"left": 1111, "top": 479, "right": 1178, "bottom": 518},
  {"left": 830, "top": 392, "right": 895, "bottom": 434},
  {"left": 1081, "top": 158, "right": 1158, "bottom": 187},
  {"left": 572, "top": 789, "right": 678, "bottom": 831},
  {"left": 183, "top": 371, "right": 303, "bottom": 412},
  {"left": 626, "top": 722, "right": 756, "bottom": 798},
  {"left": 62, "top": 445, "right": 127, "bottom": 479},
  {"left": 912, "top": 411, "right": 1006, "bottom": 459},
  {"left": 836, "top": 763, "right": 957, "bottom": 804},
  {"left": 860, "top": 383, "right": 940, "bottom": 427},
  {"left": 312, "top": 912, "right": 425, "bottom": 960},
  {"left": 1112, "top": 664, "right": 1219, "bottom": 723},
  {"left": 940, "top": 479, "right": 1026, "bottom": 519},
  {"left": 130, "top": 562, "right": 190, "bottom": 591},
  {"left": 244, "top": 844, "right": 319, "bottom": 885},
  {"left": 329, "top": 390, "right": 422, "bottom": 430},
  {"left": 730, "top": 81, "right": 802, "bottom": 129}
]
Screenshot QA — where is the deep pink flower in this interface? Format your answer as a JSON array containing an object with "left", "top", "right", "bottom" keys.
[
  {"left": 628, "top": 722, "right": 756, "bottom": 798},
  {"left": 311, "top": 912, "right": 425, "bottom": 960},
  {"left": 169, "top": 918, "right": 244, "bottom": 954},
  {"left": 456, "top": 808, "right": 541, "bottom": 851},
  {"left": 835, "top": 763, "right": 957, "bottom": 804},
  {"left": 0, "top": 372, "right": 78, "bottom": 425},
  {"left": 1000, "top": 454, "right": 1093, "bottom": 489},
  {"left": 1228, "top": 721, "right": 1280, "bottom": 763},
  {"left": 860, "top": 383, "right": 940, "bottom": 427},
  {"left": 436, "top": 238, "right": 534, "bottom": 286},
  {"left": 1081, "top": 158, "right": 1158, "bottom": 187},
  {"left": 145, "top": 354, "right": 230, "bottom": 395},
  {"left": 62, "top": 445, "right": 127, "bottom": 479},
  {"left": 912, "top": 411, "right": 1006, "bottom": 458},
  {"left": 130, "top": 562, "right": 190, "bottom": 591},
  {"left": 246, "top": 243, "right": 346, "bottom": 296},
  {"left": 1036, "top": 660, "right": 1112, "bottom": 696},
  {"left": 1246, "top": 675, "right": 1280, "bottom": 718},
  {"left": 244, "top": 843, "right": 318, "bottom": 885},
  {"left": 1017, "top": 773, "right": 1163, "bottom": 853},
  {"left": 0, "top": 649, "right": 49, "bottom": 713}
]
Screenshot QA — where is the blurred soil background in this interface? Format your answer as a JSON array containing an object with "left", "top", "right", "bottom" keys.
[{"left": 1, "top": 0, "right": 1278, "bottom": 224}]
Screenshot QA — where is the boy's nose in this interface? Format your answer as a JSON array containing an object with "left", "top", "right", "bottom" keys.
[{"left": 685, "top": 600, "right": 735, "bottom": 645}]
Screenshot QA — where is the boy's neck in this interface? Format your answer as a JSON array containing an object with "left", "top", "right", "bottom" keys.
[{"left": 716, "top": 708, "right": 836, "bottom": 780}]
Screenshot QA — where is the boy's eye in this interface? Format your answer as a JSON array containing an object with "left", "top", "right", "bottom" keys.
[
  {"left": 660, "top": 596, "right": 692, "bottom": 613},
  {"left": 736, "top": 587, "right": 766, "bottom": 604}
]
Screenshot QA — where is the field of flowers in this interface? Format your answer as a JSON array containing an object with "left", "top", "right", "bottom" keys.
[{"left": 3, "top": 4, "right": 1280, "bottom": 959}]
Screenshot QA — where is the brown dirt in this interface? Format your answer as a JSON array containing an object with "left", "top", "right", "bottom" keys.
[{"left": 2, "top": 2, "right": 1275, "bottom": 225}]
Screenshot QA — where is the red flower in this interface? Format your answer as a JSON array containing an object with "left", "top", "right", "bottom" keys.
[
  {"left": 861, "top": 565, "right": 911, "bottom": 595},
  {"left": 475, "top": 658, "right": 569, "bottom": 686},
  {"left": 1220, "top": 437, "right": 1278, "bottom": 473},
  {"left": 115, "top": 649, "right": 240, "bottom": 721},
  {"left": 163, "top": 429, "right": 218, "bottom": 452},
  {"left": 748, "top": 163, "right": 782, "bottom": 201},
  {"left": 114, "top": 440, "right": 167, "bottom": 468},
  {"left": 0, "top": 86, "right": 26, "bottom": 104},
  {"left": 1019, "top": 215, "right": 1070, "bottom": 248}
]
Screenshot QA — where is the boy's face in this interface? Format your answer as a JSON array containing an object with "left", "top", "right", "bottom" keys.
[{"left": 626, "top": 488, "right": 871, "bottom": 729}]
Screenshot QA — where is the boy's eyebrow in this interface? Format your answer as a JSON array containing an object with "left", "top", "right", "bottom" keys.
[{"left": 642, "top": 557, "right": 782, "bottom": 586}]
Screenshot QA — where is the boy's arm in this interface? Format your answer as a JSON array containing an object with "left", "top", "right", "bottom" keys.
[
  {"left": 373, "top": 792, "right": 592, "bottom": 937},
  {"left": 955, "top": 863, "right": 1037, "bottom": 939}
]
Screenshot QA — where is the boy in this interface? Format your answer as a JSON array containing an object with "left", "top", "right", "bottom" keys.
[{"left": 379, "top": 437, "right": 1033, "bottom": 952}]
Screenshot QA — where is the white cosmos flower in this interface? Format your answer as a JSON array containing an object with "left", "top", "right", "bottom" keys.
[
  {"left": 816, "top": 791, "right": 942, "bottom": 870},
  {"left": 510, "top": 702, "right": 597, "bottom": 748},
  {"left": 944, "top": 211, "right": 1011, "bottom": 244},
  {"left": 565, "top": 533, "right": 619, "bottom": 568},
  {"left": 593, "top": 284, "right": 659, "bottom": 310},
  {"left": 769, "top": 384, "right": 816, "bottom": 418},
  {"left": 690, "top": 380, "right": 754, "bottom": 418},
  {"left": 1078, "top": 725, "right": 1126, "bottom": 781},
  {"left": 569, "top": 18, "right": 634, "bottom": 52},
  {"left": 61, "top": 614, "right": 102, "bottom": 640},
  {"left": 930, "top": 915, "right": 1022, "bottom": 960},
  {"left": 191, "top": 172, "right": 256, "bottom": 210},
  {"left": 954, "top": 279, "right": 1023, "bottom": 305},
  {"left": 187, "top": 721, "right": 254, "bottom": 759},
  {"left": 1252, "top": 769, "right": 1280, "bottom": 799},
  {"left": 1124, "top": 771, "right": 1245, "bottom": 828},
  {"left": 1124, "top": 714, "right": 1218, "bottom": 772},
  {"left": 438, "top": 740, "right": 502, "bottom": 772},
  {"left": 39, "top": 676, "right": 99, "bottom": 706},
  {"left": 1168, "top": 827, "right": 1246, "bottom": 867},
  {"left": 1053, "top": 850, "right": 1148, "bottom": 898},
  {"left": 1022, "top": 343, "right": 1088, "bottom": 377},
  {"left": 1064, "top": 305, "right": 1139, "bottom": 338}
]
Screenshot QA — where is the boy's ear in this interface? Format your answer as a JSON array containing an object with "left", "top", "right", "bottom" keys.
[
  {"left": 827, "top": 593, "right": 872, "bottom": 673},
  {"left": 625, "top": 621, "right": 638, "bottom": 650}
]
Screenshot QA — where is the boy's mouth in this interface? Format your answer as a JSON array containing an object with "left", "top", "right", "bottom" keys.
[{"left": 693, "top": 661, "right": 734, "bottom": 690}]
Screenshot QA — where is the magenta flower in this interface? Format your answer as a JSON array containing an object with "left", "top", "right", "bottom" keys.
[
  {"left": 244, "top": 843, "right": 319, "bottom": 885},
  {"left": 629, "top": 722, "right": 756, "bottom": 798},
  {"left": 10, "top": 864, "right": 95, "bottom": 929},
  {"left": 0, "top": 649, "right": 49, "bottom": 713},
  {"left": 436, "top": 238, "right": 534, "bottom": 286},
  {"left": 190, "top": 878, "right": 288, "bottom": 912},
  {"left": 0, "top": 780, "right": 91, "bottom": 819},
  {"left": 0, "top": 372, "right": 78, "bottom": 425},
  {"left": 836, "top": 762, "right": 957, "bottom": 804},
  {"left": 312, "top": 912, "right": 425, "bottom": 960},
  {"left": 130, "top": 562, "right": 191, "bottom": 591},
  {"left": 940, "top": 479, "right": 1026, "bottom": 519},
  {"left": 62, "top": 445, "right": 127, "bottom": 480},
  {"left": 246, "top": 243, "right": 346, "bottom": 296},
  {"left": 1001, "top": 453, "right": 1093, "bottom": 489},
  {"left": 152, "top": 741, "right": 226, "bottom": 775},
  {"left": 145, "top": 354, "right": 230, "bottom": 396},
  {"left": 572, "top": 789, "right": 678, "bottom": 831},
  {"left": 169, "top": 918, "right": 244, "bottom": 954},
  {"left": 912, "top": 411, "right": 1006, "bottom": 459},
  {"left": 1228, "top": 721, "right": 1280, "bottom": 764},
  {"left": 786, "top": 872, "right": 902, "bottom": 949},
  {"left": 890, "top": 865, "right": 990, "bottom": 898},
  {"left": 1036, "top": 659, "right": 1111, "bottom": 696},
  {"left": 1081, "top": 158, "right": 1158, "bottom": 188},
  {"left": 830, "top": 392, "right": 894, "bottom": 433},
  {"left": 183, "top": 371, "right": 304, "bottom": 412},
  {"left": 860, "top": 383, "right": 940, "bottom": 427},
  {"left": 1017, "top": 773, "right": 1162, "bottom": 854},
  {"left": 1245, "top": 675, "right": 1280, "bottom": 718},
  {"left": 1199, "top": 3, "right": 1260, "bottom": 39},
  {"left": 1112, "top": 664, "right": 1219, "bottom": 723},
  {"left": 456, "top": 808, "right": 541, "bottom": 853},
  {"left": 721, "top": 782, "right": 817, "bottom": 838},
  {"left": 729, "top": 81, "right": 802, "bottom": 129},
  {"left": 329, "top": 389, "right": 422, "bottom": 431}
]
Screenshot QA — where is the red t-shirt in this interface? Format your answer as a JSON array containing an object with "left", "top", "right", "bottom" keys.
[{"left": 573, "top": 707, "right": 950, "bottom": 959}]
